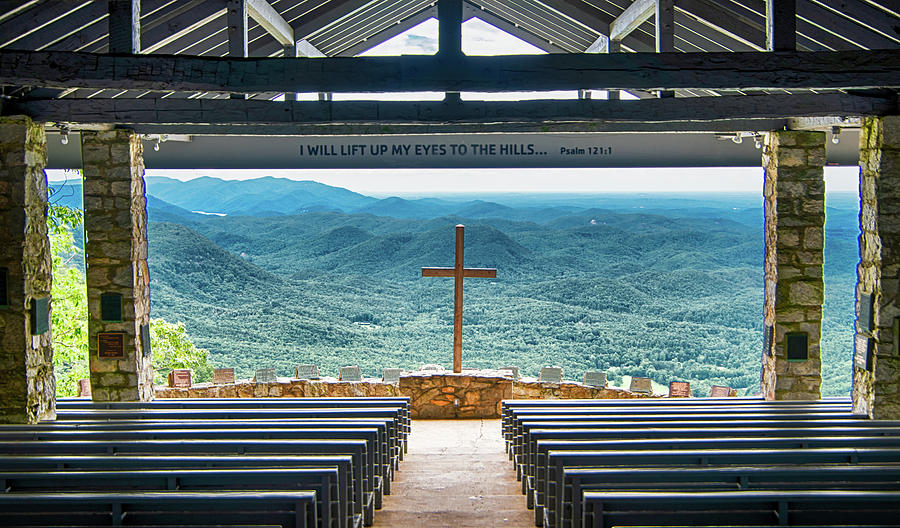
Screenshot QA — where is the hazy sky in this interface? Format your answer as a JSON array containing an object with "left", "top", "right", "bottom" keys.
[{"left": 47, "top": 17, "right": 861, "bottom": 196}]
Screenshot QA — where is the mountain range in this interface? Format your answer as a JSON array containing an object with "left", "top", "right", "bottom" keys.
[{"left": 49, "top": 175, "right": 861, "bottom": 396}]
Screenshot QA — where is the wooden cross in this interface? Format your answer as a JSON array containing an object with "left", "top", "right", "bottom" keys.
[{"left": 422, "top": 224, "right": 497, "bottom": 373}]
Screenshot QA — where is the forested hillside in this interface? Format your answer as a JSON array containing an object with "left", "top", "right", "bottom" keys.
[{"left": 118, "top": 177, "right": 860, "bottom": 397}]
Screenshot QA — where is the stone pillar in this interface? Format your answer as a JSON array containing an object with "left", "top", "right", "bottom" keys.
[
  {"left": 81, "top": 130, "right": 153, "bottom": 401},
  {"left": 0, "top": 116, "right": 55, "bottom": 423},
  {"left": 760, "top": 130, "right": 826, "bottom": 400},
  {"left": 853, "top": 116, "right": 900, "bottom": 418}
]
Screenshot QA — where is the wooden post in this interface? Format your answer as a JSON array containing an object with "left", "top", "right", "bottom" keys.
[
  {"left": 107, "top": 0, "right": 140, "bottom": 54},
  {"left": 657, "top": 0, "right": 675, "bottom": 98},
  {"left": 227, "top": 0, "right": 247, "bottom": 99},
  {"left": 453, "top": 225, "right": 465, "bottom": 372},
  {"left": 767, "top": 0, "right": 796, "bottom": 52}
]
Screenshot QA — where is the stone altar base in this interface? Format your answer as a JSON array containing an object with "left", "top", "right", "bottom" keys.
[{"left": 155, "top": 370, "right": 651, "bottom": 419}]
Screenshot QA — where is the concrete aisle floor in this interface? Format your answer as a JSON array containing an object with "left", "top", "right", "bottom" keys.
[{"left": 374, "top": 418, "right": 533, "bottom": 527}]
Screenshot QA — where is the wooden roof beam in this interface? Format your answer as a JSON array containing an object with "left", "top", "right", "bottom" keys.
[
  {"left": 247, "top": 0, "right": 292, "bottom": 46},
  {"left": 12, "top": 93, "right": 896, "bottom": 128},
  {"left": 294, "top": 0, "right": 369, "bottom": 40},
  {"left": 3, "top": 48, "right": 899, "bottom": 92},
  {"left": 140, "top": 0, "right": 227, "bottom": 54},
  {"left": 676, "top": 0, "right": 765, "bottom": 50},
  {"left": 336, "top": 6, "right": 435, "bottom": 57},
  {"left": 610, "top": 0, "right": 655, "bottom": 42},
  {"left": 463, "top": 3, "right": 570, "bottom": 53}
]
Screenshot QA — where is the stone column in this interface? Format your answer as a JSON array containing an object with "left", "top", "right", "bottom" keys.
[
  {"left": 760, "top": 130, "right": 826, "bottom": 400},
  {"left": 81, "top": 130, "right": 153, "bottom": 401},
  {"left": 0, "top": 116, "right": 55, "bottom": 423},
  {"left": 853, "top": 116, "right": 900, "bottom": 418}
]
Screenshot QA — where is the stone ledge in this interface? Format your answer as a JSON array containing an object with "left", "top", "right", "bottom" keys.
[{"left": 155, "top": 371, "right": 655, "bottom": 419}]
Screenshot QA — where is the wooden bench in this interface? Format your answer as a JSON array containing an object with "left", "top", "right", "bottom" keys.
[
  {"left": 35, "top": 416, "right": 402, "bottom": 477},
  {"left": 501, "top": 398, "right": 852, "bottom": 444},
  {"left": 511, "top": 417, "right": 898, "bottom": 465},
  {"left": 560, "top": 465, "right": 900, "bottom": 528},
  {"left": 580, "top": 489, "right": 900, "bottom": 528},
  {"left": 506, "top": 409, "right": 857, "bottom": 451},
  {"left": 0, "top": 490, "right": 318, "bottom": 528},
  {"left": 532, "top": 435, "right": 900, "bottom": 525},
  {"left": 0, "top": 438, "right": 375, "bottom": 526},
  {"left": 0, "top": 425, "right": 390, "bottom": 504},
  {"left": 0, "top": 468, "right": 339, "bottom": 528},
  {"left": 57, "top": 398, "right": 411, "bottom": 454},
  {"left": 0, "top": 455, "right": 356, "bottom": 528},
  {"left": 520, "top": 422, "right": 900, "bottom": 486},
  {"left": 544, "top": 447, "right": 900, "bottom": 528}
]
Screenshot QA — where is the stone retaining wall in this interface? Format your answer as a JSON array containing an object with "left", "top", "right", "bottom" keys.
[{"left": 155, "top": 372, "right": 654, "bottom": 418}]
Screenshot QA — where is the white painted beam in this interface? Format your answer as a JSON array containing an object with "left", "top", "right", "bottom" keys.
[
  {"left": 610, "top": 0, "right": 656, "bottom": 42},
  {"left": 247, "top": 0, "right": 292, "bottom": 46},
  {"left": 585, "top": 34, "right": 609, "bottom": 53},
  {"left": 295, "top": 39, "right": 325, "bottom": 58}
]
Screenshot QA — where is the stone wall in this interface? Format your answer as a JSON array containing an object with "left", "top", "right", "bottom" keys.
[
  {"left": 156, "top": 372, "right": 652, "bottom": 418},
  {"left": 0, "top": 116, "right": 55, "bottom": 424},
  {"left": 853, "top": 116, "right": 900, "bottom": 418},
  {"left": 761, "top": 131, "right": 826, "bottom": 400},
  {"left": 82, "top": 130, "right": 153, "bottom": 402}
]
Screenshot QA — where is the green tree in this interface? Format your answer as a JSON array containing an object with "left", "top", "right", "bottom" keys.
[
  {"left": 49, "top": 188, "right": 213, "bottom": 394},
  {"left": 150, "top": 319, "right": 214, "bottom": 384},
  {"left": 49, "top": 203, "right": 88, "bottom": 397}
]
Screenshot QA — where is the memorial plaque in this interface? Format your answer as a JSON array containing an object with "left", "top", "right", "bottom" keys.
[
  {"left": 213, "top": 368, "right": 235, "bottom": 385},
  {"left": 168, "top": 368, "right": 192, "bottom": 388},
  {"left": 77, "top": 378, "right": 91, "bottom": 398},
  {"left": 340, "top": 366, "right": 362, "bottom": 382},
  {"left": 786, "top": 332, "right": 808, "bottom": 361},
  {"left": 100, "top": 292, "right": 123, "bottom": 322},
  {"left": 295, "top": 364, "right": 320, "bottom": 380},
  {"left": 710, "top": 385, "right": 736, "bottom": 397},
  {"left": 539, "top": 367, "right": 563, "bottom": 383},
  {"left": 629, "top": 376, "right": 653, "bottom": 394},
  {"left": 859, "top": 293, "right": 874, "bottom": 333},
  {"left": 583, "top": 371, "right": 607, "bottom": 388},
  {"left": 30, "top": 296, "right": 49, "bottom": 335},
  {"left": 140, "top": 323, "right": 151, "bottom": 357},
  {"left": 499, "top": 366, "right": 520, "bottom": 380},
  {"left": 763, "top": 324, "right": 774, "bottom": 356},
  {"left": 382, "top": 368, "right": 403, "bottom": 383},
  {"left": 97, "top": 332, "right": 125, "bottom": 359},
  {"left": 854, "top": 333, "right": 874, "bottom": 371},
  {"left": 669, "top": 381, "right": 692, "bottom": 398},
  {"left": 0, "top": 267, "right": 8, "bottom": 308},
  {"left": 254, "top": 368, "right": 277, "bottom": 384}
]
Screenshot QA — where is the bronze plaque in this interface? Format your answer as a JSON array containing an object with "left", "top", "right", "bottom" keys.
[
  {"left": 710, "top": 385, "right": 735, "bottom": 397},
  {"left": 213, "top": 368, "right": 235, "bottom": 385},
  {"left": 859, "top": 293, "right": 874, "bottom": 333},
  {"left": 668, "top": 381, "right": 692, "bottom": 398},
  {"left": 629, "top": 376, "right": 653, "bottom": 394},
  {"left": 854, "top": 333, "right": 873, "bottom": 370},
  {"left": 168, "top": 368, "right": 192, "bottom": 388},
  {"left": 98, "top": 332, "right": 125, "bottom": 359}
]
